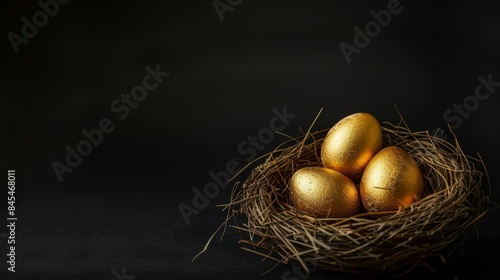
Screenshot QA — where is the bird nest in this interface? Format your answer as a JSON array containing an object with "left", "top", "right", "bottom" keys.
[{"left": 195, "top": 113, "right": 491, "bottom": 277}]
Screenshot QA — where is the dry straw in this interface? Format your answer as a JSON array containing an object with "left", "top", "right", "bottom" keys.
[{"left": 194, "top": 109, "right": 492, "bottom": 277}]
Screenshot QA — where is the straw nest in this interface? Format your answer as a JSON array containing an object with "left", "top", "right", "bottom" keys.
[{"left": 196, "top": 112, "right": 491, "bottom": 277}]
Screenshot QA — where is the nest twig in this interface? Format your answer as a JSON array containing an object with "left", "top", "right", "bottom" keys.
[{"left": 195, "top": 112, "right": 491, "bottom": 277}]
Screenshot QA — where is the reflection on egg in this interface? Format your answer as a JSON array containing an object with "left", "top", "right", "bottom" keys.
[
  {"left": 289, "top": 166, "right": 360, "bottom": 218},
  {"left": 321, "top": 112, "right": 382, "bottom": 182},
  {"left": 360, "top": 146, "right": 424, "bottom": 212}
]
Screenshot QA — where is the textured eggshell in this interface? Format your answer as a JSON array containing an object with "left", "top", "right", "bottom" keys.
[
  {"left": 289, "top": 166, "right": 360, "bottom": 218},
  {"left": 360, "top": 146, "right": 424, "bottom": 212},
  {"left": 321, "top": 112, "right": 382, "bottom": 182}
]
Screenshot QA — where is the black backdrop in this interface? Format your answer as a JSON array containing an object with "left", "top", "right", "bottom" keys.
[{"left": 2, "top": 0, "right": 500, "bottom": 279}]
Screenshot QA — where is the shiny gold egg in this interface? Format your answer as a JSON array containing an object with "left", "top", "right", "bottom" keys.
[
  {"left": 360, "top": 146, "right": 424, "bottom": 212},
  {"left": 321, "top": 112, "right": 382, "bottom": 182},
  {"left": 289, "top": 166, "right": 360, "bottom": 218}
]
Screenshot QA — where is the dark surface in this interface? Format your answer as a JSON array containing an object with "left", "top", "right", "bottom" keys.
[{"left": 2, "top": 0, "right": 500, "bottom": 279}]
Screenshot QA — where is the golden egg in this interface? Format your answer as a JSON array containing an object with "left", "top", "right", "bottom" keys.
[
  {"left": 289, "top": 166, "right": 360, "bottom": 218},
  {"left": 321, "top": 112, "right": 382, "bottom": 182},
  {"left": 360, "top": 146, "right": 424, "bottom": 212}
]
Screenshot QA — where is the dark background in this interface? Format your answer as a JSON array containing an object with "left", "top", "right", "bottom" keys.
[{"left": 1, "top": 0, "right": 500, "bottom": 279}]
